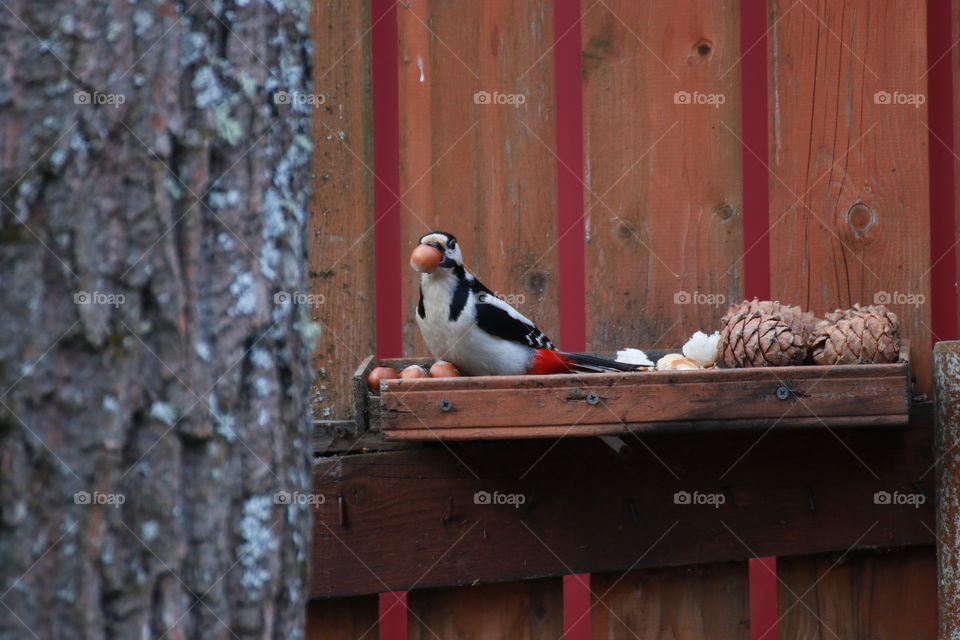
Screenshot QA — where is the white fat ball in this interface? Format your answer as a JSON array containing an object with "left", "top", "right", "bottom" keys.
[
  {"left": 682, "top": 330, "right": 720, "bottom": 367},
  {"left": 615, "top": 348, "right": 654, "bottom": 367}
]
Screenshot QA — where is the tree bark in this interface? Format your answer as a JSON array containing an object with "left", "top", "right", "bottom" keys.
[{"left": 0, "top": 1, "right": 314, "bottom": 638}]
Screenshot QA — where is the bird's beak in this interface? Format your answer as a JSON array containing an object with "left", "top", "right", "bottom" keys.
[{"left": 410, "top": 243, "right": 443, "bottom": 274}]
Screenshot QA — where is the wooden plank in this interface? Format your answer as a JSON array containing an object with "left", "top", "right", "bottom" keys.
[
  {"left": 581, "top": 0, "right": 743, "bottom": 352},
  {"left": 310, "top": 412, "right": 934, "bottom": 597},
  {"left": 767, "top": 0, "right": 932, "bottom": 393},
  {"left": 407, "top": 578, "right": 563, "bottom": 640},
  {"left": 378, "top": 592, "right": 407, "bottom": 640},
  {"left": 749, "top": 557, "right": 778, "bottom": 640},
  {"left": 379, "top": 415, "right": 912, "bottom": 441},
  {"left": 379, "top": 375, "right": 908, "bottom": 432},
  {"left": 376, "top": 358, "right": 905, "bottom": 392},
  {"left": 397, "top": 0, "right": 561, "bottom": 356},
  {"left": 555, "top": 0, "right": 587, "bottom": 354},
  {"left": 311, "top": 424, "right": 414, "bottom": 453},
  {"left": 311, "top": 0, "right": 377, "bottom": 426},
  {"left": 363, "top": 352, "right": 909, "bottom": 439},
  {"left": 307, "top": 595, "right": 380, "bottom": 640},
  {"left": 778, "top": 548, "right": 937, "bottom": 640},
  {"left": 591, "top": 562, "right": 750, "bottom": 640},
  {"left": 929, "top": 0, "right": 957, "bottom": 342},
  {"left": 741, "top": 0, "right": 772, "bottom": 302},
  {"left": 954, "top": 0, "right": 960, "bottom": 341},
  {"left": 372, "top": 353, "right": 911, "bottom": 437},
  {"left": 352, "top": 354, "right": 376, "bottom": 435},
  {"left": 372, "top": 0, "right": 404, "bottom": 360}
]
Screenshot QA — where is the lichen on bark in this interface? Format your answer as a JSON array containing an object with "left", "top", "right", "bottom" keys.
[{"left": 0, "top": 1, "right": 314, "bottom": 638}]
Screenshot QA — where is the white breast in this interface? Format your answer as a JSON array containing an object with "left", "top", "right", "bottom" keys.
[{"left": 416, "top": 273, "right": 532, "bottom": 376}]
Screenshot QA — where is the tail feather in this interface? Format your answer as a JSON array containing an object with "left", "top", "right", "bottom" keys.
[{"left": 558, "top": 351, "right": 642, "bottom": 373}]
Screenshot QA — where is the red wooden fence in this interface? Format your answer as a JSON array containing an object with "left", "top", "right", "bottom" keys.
[{"left": 310, "top": 0, "right": 955, "bottom": 637}]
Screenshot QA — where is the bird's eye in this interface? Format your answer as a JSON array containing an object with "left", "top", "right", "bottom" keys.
[{"left": 448, "top": 239, "right": 456, "bottom": 250}]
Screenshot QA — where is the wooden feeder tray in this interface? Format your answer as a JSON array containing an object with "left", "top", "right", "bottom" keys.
[{"left": 352, "top": 344, "right": 911, "bottom": 441}]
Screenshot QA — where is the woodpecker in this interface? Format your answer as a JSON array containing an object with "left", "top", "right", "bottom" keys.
[{"left": 411, "top": 231, "right": 639, "bottom": 376}]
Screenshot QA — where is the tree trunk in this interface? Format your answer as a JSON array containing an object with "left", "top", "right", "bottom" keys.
[{"left": 0, "top": 1, "right": 314, "bottom": 638}]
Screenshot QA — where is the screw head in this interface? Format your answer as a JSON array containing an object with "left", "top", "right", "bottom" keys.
[
  {"left": 775, "top": 386, "right": 790, "bottom": 400},
  {"left": 586, "top": 392, "right": 600, "bottom": 405},
  {"left": 439, "top": 399, "right": 453, "bottom": 412}
]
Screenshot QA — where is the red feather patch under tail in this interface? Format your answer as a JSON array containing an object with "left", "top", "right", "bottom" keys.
[
  {"left": 527, "top": 350, "right": 640, "bottom": 374},
  {"left": 526, "top": 349, "right": 576, "bottom": 375}
]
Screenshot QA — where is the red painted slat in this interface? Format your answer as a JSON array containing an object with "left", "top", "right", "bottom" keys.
[
  {"left": 927, "top": 0, "right": 957, "bottom": 342},
  {"left": 740, "top": 0, "right": 771, "bottom": 301},
  {"left": 742, "top": 3, "right": 778, "bottom": 639},
  {"left": 750, "top": 557, "right": 778, "bottom": 640},
  {"left": 563, "top": 574, "right": 591, "bottom": 640},
  {"left": 372, "top": 1, "right": 406, "bottom": 634},
  {"left": 554, "top": 0, "right": 586, "bottom": 352},
  {"left": 372, "top": 0, "right": 403, "bottom": 359},
  {"left": 378, "top": 591, "right": 408, "bottom": 640},
  {"left": 556, "top": 1, "right": 590, "bottom": 636}
]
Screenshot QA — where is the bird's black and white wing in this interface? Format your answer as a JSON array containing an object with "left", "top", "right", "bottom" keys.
[{"left": 470, "top": 280, "right": 555, "bottom": 349}]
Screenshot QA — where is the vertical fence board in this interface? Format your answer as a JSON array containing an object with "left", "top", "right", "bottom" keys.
[
  {"left": 555, "top": 0, "right": 587, "bottom": 352},
  {"left": 581, "top": 0, "right": 743, "bottom": 352},
  {"left": 407, "top": 579, "right": 563, "bottom": 640},
  {"left": 311, "top": 0, "right": 376, "bottom": 421},
  {"left": 748, "top": 557, "right": 777, "bottom": 640},
  {"left": 927, "top": 0, "right": 957, "bottom": 344},
  {"left": 397, "top": 0, "right": 560, "bottom": 356},
  {"left": 307, "top": 596, "right": 380, "bottom": 640},
  {"left": 591, "top": 562, "right": 750, "bottom": 640},
  {"left": 373, "top": 0, "right": 404, "bottom": 360},
  {"left": 390, "top": 0, "right": 567, "bottom": 588},
  {"left": 778, "top": 548, "right": 937, "bottom": 640},
  {"left": 953, "top": 0, "right": 960, "bottom": 339},
  {"left": 767, "top": 0, "right": 932, "bottom": 392},
  {"left": 741, "top": 0, "right": 772, "bottom": 301}
]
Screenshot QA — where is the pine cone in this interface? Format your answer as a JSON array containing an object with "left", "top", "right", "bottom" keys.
[
  {"left": 809, "top": 305, "right": 900, "bottom": 365},
  {"left": 823, "top": 303, "right": 900, "bottom": 333},
  {"left": 724, "top": 299, "right": 817, "bottom": 345},
  {"left": 718, "top": 309, "right": 807, "bottom": 367}
]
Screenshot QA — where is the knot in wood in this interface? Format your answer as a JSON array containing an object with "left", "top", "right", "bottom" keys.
[
  {"left": 525, "top": 272, "right": 547, "bottom": 293},
  {"left": 845, "top": 202, "right": 876, "bottom": 240},
  {"left": 714, "top": 203, "right": 736, "bottom": 221}
]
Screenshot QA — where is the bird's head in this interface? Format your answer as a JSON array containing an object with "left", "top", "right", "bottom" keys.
[{"left": 410, "top": 231, "right": 463, "bottom": 274}]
